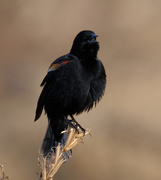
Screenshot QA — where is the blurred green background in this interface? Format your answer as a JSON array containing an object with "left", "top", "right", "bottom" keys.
[{"left": 0, "top": 1, "right": 161, "bottom": 180}]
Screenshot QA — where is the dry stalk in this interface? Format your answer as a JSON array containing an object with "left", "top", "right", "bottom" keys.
[
  {"left": 38, "top": 126, "right": 91, "bottom": 180},
  {"left": 0, "top": 165, "right": 9, "bottom": 180}
]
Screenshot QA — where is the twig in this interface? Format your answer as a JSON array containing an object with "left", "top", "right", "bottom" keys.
[
  {"left": 38, "top": 126, "right": 91, "bottom": 180},
  {"left": 0, "top": 164, "right": 9, "bottom": 180}
]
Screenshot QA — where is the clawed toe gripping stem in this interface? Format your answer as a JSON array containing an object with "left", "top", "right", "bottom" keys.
[{"left": 66, "top": 115, "right": 85, "bottom": 134}]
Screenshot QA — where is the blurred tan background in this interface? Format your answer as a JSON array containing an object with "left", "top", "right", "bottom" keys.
[{"left": 0, "top": 0, "right": 161, "bottom": 180}]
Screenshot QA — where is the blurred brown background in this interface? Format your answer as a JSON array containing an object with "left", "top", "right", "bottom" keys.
[{"left": 0, "top": 1, "right": 161, "bottom": 180}]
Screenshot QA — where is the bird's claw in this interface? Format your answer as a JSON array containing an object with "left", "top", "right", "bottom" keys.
[{"left": 66, "top": 116, "right": 85, "bottom": 134}]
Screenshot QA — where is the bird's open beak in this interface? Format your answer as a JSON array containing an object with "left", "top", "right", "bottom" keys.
[{"left": 89, "top": 34, "right": 99, "bottom": 44}]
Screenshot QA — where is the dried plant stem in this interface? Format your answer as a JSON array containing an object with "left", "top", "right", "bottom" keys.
[
  {"left": 0, "top": 165, "right": 9, "bottom": 180},
  {"left": 38, "top": 126, "right": 91, "bottom": 180}
]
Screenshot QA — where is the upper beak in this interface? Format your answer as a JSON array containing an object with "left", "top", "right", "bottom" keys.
[{"left": 91, "top": 34, "right": 99, "bottom": 38}]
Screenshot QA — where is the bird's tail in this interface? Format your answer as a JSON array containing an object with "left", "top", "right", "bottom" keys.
[{"left": 39, "top": 121, "right": 72, "bottom": 161}]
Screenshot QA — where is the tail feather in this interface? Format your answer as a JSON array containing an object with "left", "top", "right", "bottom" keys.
[
  {"left": 39, "top": 121, "right": 72, "bottom": 160},
  {"left": 39, "top": 122, "right": 54, "bottom": 156}
]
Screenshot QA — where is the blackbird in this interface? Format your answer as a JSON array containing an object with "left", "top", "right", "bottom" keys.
[{"left": 35, "top": 30, "right": 106, "bottom": 156}]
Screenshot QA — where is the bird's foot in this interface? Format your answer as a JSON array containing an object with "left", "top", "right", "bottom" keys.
[{"left": 66, "top": 115, "right": 85, "bottom": 134}]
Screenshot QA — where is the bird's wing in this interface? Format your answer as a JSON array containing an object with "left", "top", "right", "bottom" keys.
[{"left": 34, "top": 55, "right": 75, "bottom": 121}]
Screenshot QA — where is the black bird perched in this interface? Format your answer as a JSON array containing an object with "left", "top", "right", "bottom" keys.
[{"left": 35, "top": 30, "right": 106, "bottom": 156}]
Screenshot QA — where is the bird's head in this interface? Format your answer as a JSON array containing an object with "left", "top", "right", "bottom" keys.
[{"left": 70, "top": 30, "right": 99, "bottom": 59}]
